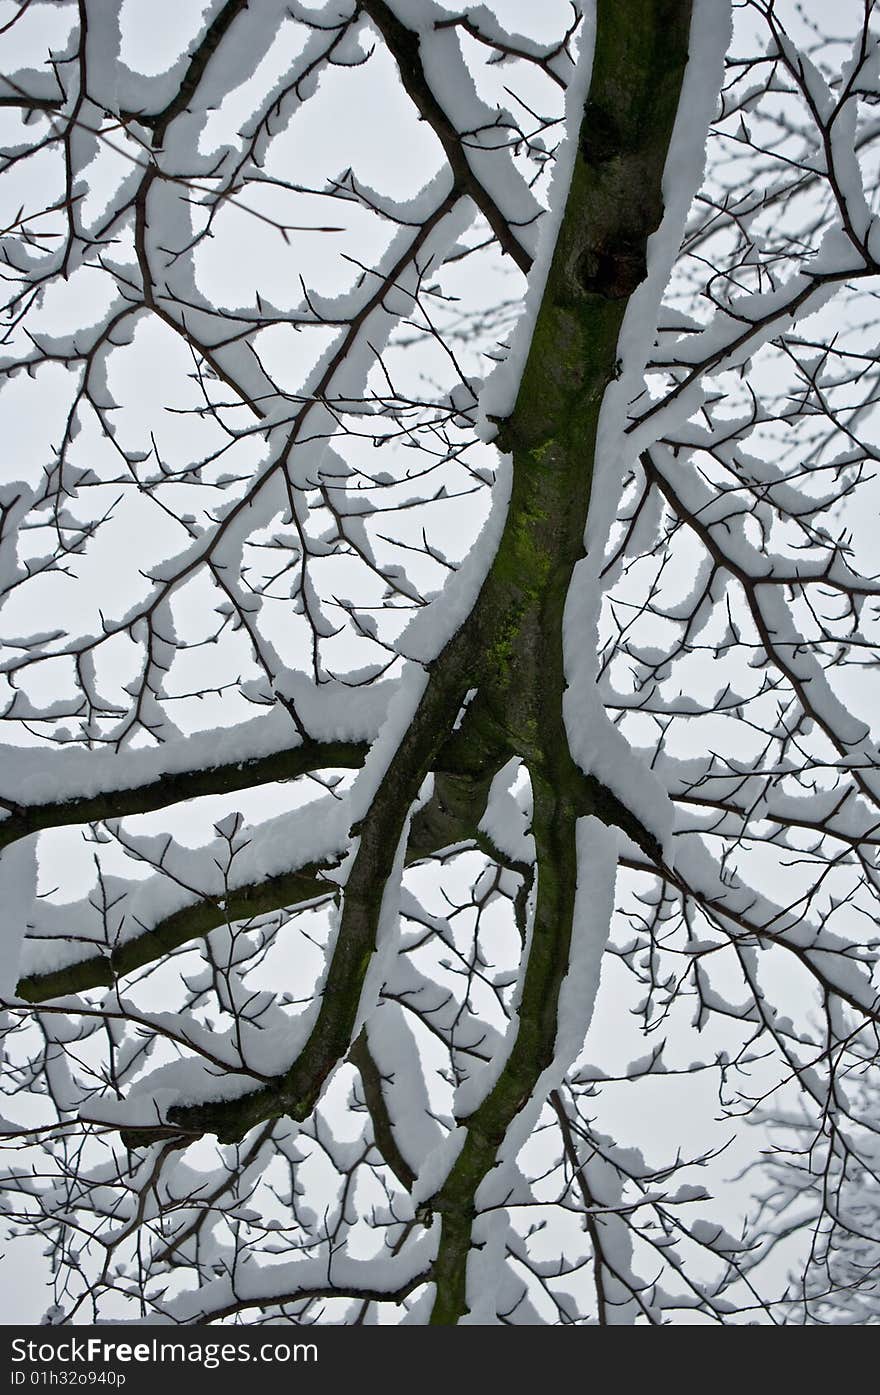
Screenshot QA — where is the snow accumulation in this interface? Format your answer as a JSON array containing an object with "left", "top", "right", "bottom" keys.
[
  {"left": 0, "top": 683, "right": 389, "bottom": 816},
  {"left": 476, "top": 4, "right": 595, "bottom": 433},
  {"left": 395, "top": 454, "right": 512, "bottom": 663},
  {"left": 18, "top": 789, "right": 348, "bottom": 978}
]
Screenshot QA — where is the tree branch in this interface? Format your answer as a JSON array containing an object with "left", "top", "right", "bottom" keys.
[{"left": 0, "top": 740, "right": 368, "bottom": 855}]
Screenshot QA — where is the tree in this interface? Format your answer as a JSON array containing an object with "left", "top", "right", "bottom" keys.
[
  {"left": 2, "top": 0, "right": 880, "bottom": 1326},
  {"left": 747, "top": 1074, "right": 880, "bottom": 1324}
]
